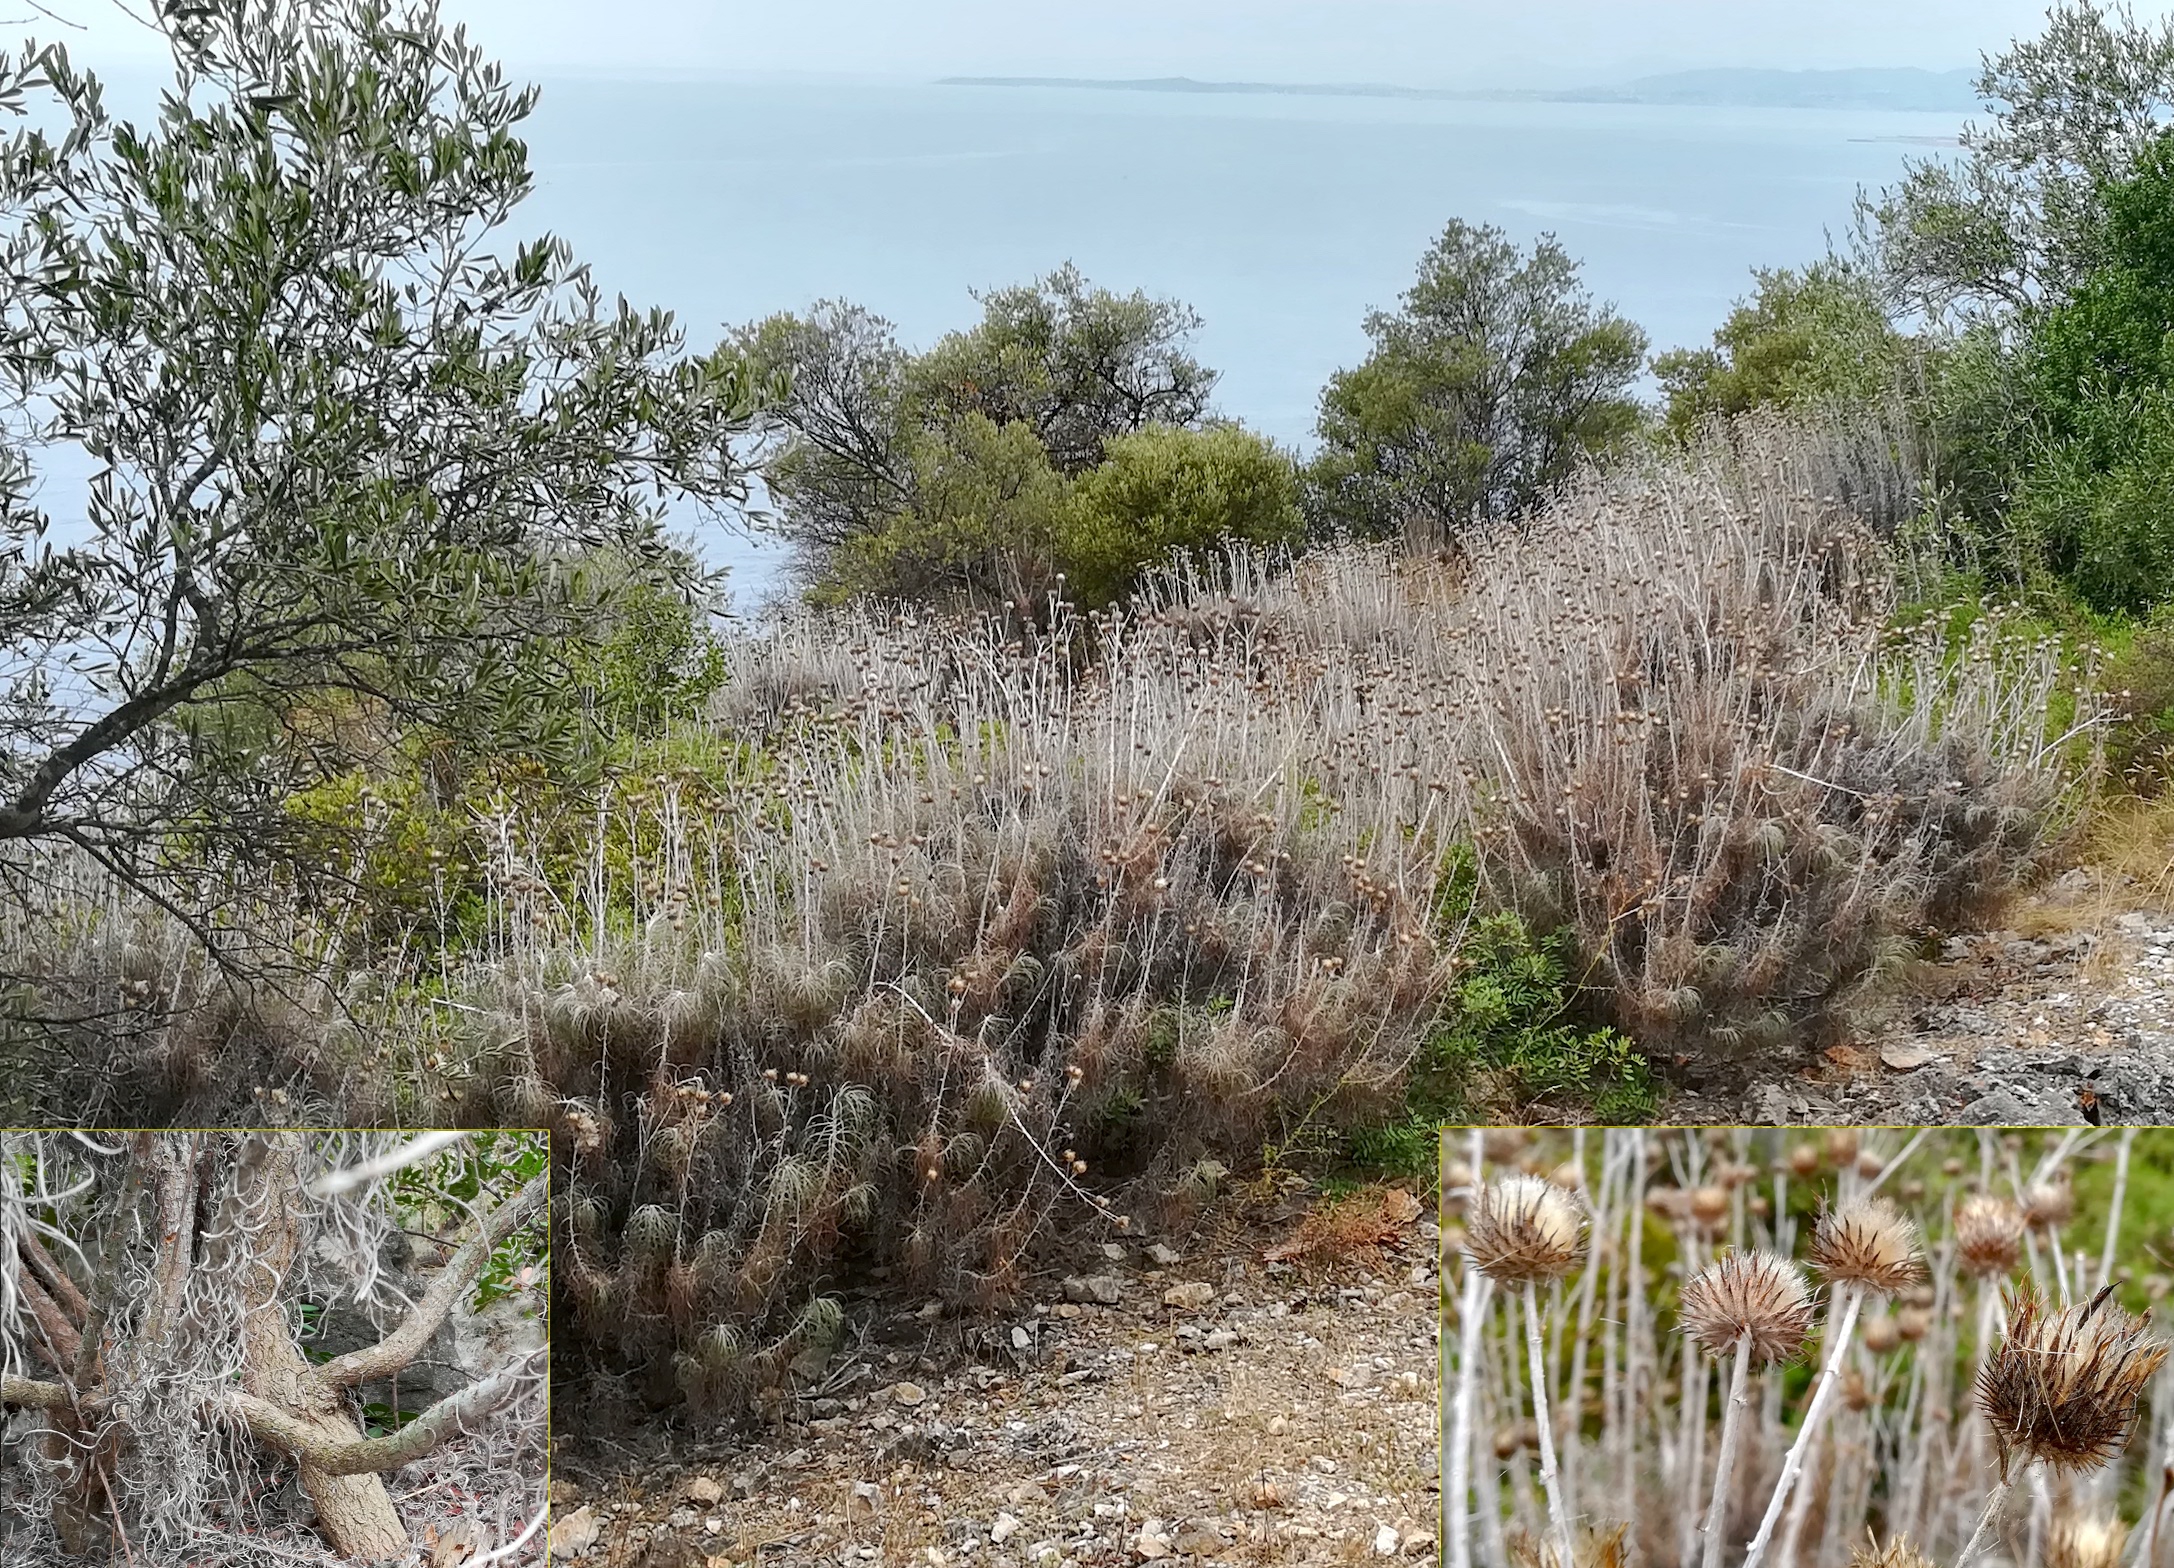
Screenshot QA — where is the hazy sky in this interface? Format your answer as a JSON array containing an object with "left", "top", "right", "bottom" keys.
[{"left": 34, "top": 1, "right": 2092, "bottom": 85}]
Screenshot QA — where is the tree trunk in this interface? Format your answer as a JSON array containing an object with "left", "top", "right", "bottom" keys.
[{"left": 223, "top": 1133, "right": 408, "bottom": 1562}]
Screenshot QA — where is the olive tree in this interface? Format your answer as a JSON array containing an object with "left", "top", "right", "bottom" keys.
[
  {"left": 1859, "top": 0, "right": 2174, "bottom": 320},
  {"left": 1307, "top": 220, "right": 1647, "bottom": 540},
  {"left": 1, "top": 1129, "right": 547, "bottom": 1563},
  {"left": 739, "top": 264, "right": 1217, "bottom": 595},
  {"left": 0, "top": 1, "right": 765, "bottom": 972}
]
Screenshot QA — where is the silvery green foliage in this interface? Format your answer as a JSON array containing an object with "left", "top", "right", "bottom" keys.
[
  {"left": 0, "top": 1, "right": 767, "bottom": 970},
  {"left": 1859, "top": 1, "right": 2174, "bottom": 320}
]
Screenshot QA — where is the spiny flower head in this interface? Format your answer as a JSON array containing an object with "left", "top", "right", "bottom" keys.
[
  {"left": 2026, "top": 1177, "right": 2076, "bottom": 1231},
  {"left": 1678, "top": 1250, "right": 1815, "bottom": 1364},
  {"left": 1848, "top": 1540, "right": 1934, "bottom": 1568},
  {"left": 1955, "top": 1194, "right": 2025, "bottom": 1278},
  {"left": 1978, "top": 1286, "right": 2170, "bottom": 1478},
  {"left": 1808, "top": 1197, "right": 1924, "bottom": 1295},
  {"left": 1465, "top": 1173, "right": 1584, "bottom": 1284},
  {"left": 2047, "top": 1513, "right": 2128, "bottom": 1568}
]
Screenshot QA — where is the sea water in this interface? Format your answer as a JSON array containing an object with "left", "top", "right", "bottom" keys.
[{"left": 511, "top": 74, "right": 1969, "bottom": 606}]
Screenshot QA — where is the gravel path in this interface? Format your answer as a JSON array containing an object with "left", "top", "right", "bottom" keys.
[
  {"left": 1681, "top": 871, "right": 2174, "bottom": 1125},
  {"left": 548, "top": 1202, "right": 1443, "bottom": 1568}
]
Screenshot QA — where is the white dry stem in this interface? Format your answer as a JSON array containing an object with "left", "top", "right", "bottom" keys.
[
  {"left": 1523, "top": 1278, "right": 1577, "bottom": 1568},
  {"left": 303, "top": 1129, "right": 470, "bottom": 1200},
  {"left": 2101, "top": 1128, "right": 2137, "bottom": 1293},
  {"left": 1955, "top": 1475, "right": 2017, "bottom": 1568},
  {"left": 1451, "top": 1266, "right": 1494, "bottom": 1568},
  {"left": 1701, "top": 1334, "right": 1755, "bottom": 1568},
  {"left": 1449, "top": 1128, "right": 1486, "bottom": 1568},
  {"left": 1741, "top": 1283, "right": 1864, "bottom": 1568}
]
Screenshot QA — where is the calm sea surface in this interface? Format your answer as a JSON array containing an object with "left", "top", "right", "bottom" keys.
[
  {"left": 511, "top": 76, "right": 1966, "bottom": 606},
  {"left": 34, "top": 73, "right": 1971, "bottom": 613}
]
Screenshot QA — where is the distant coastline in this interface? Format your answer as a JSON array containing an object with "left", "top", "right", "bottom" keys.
[{"left": 938, "top": 67, "right": 1984, "bottom": 114}]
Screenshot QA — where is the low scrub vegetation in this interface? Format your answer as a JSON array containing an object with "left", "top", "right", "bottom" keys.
[{"left": 4, "top": 414, "right": 2092, "bottom": 1420}]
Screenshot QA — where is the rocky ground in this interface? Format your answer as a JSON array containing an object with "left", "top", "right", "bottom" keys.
[
  {"left": 1675, "top": 867, "right": 2174, "bottom": 1126},
  {"left": 547, "top": 1194, "right": 1443, "bottom": 1568}
]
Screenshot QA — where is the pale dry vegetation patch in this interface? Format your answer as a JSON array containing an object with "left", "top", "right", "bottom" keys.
[{"left": 1, "top": 415, "right": 2090, "bottom": 1423}]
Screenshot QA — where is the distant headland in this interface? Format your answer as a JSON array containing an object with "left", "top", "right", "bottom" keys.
[{"left": 937, "top": 66, "right": 1984, "bottom": 113}]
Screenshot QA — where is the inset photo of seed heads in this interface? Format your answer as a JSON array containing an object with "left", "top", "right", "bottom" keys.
[
  {"left": 1441, "top": 1127, "right": 2174, "bottom": 1568},
  {"left": 1, "top": 1129, "right": 549, "bottom": 1567}
]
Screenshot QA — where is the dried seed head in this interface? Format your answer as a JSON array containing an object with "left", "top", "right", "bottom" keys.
[
  {"left": 1508, "top": 1524, "right": 1626, "bottom": 1568},
  {"left": 2026, "top": 1178, "right": 2076, "bottom": 1231},
  {"left": 1978, "top": 1286, "right": 2170, "bottom": 1478},
  {"left": 1863, "top": 1312, "right": 1900, "bottom": 1354},
  {"left": 1896, "top": 1306, "right": 1931, "bottom": 1343},
  {"left": 1809, "top": 1197, "right": 1924, "bottom": 1295},
  {"left": 1848, "top": 1539, "right": 1935, "bottom": 1568},
  {"left": 1465, "top": 1173, "right": 1584, "bottom": 1283},
  {"left": 2046, "top": 1514, "right": 2128, "bottom": 1568},
  {"left": 1955, "top": 1194, "right": 2026, "bottom": 1278},
  {"left": 1689, "top": 1185, "right": 1730, "bottom": 1226},
  {"left": 1678, "top": 1251, "right": 1816, "bottom": 1364},
  {"left": 1493, "top": 1419, "right": 1536, "bottom": 1459}
]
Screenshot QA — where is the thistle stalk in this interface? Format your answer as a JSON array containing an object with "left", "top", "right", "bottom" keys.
[
  {"left": 1700, "top": 1332, "right": 1755, "bottom": 1568},
  {"left": 1741, "top": 1283, "right": 1864, "bottom": 1568},
  {"left": 1523, "top": 1277, "right": 1576, "bottom": 1568},
  {"left": 1954, "top": 1474, "right": 2016, "bottom": 1568}
]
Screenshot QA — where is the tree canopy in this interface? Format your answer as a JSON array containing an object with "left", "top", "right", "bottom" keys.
[
  {"left": 0, "top": 0, "right": 765, "bottom": 940},
  {"left": 1652, "top": 261, "right": 1914, "bottom": 439},
  {"left": 741, "top": 264, "right": 1267, "bottom": 607},
  {"left": 1859, "top": 0, "right": 2174, "bottom": 321},
  {"left": 2012, "top": 131, "right": 2174, "bottom": 610},
  {"left": 1306, "top": 220, "right": 1647, "bottom": 540}
]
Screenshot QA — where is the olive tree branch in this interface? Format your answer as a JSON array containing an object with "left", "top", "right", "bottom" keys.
[
  {"left": 314, "top": 1169, "right": 546, "bottom": 1390},
  {"left": 232, "top": 1343, "right": 545, "bottom": 1476}
]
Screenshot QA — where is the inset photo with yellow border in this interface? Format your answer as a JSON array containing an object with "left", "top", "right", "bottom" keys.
[
  {"left": 1, "top": 1129, "right": 548, "bottom": 1567},
  {"left": 1442, "top": 1126, "right": 2174, "bottom": 1568}
]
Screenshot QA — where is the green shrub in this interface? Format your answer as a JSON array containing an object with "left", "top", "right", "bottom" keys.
[
  {"left": 819, "top": 412, "right": 1068, "bottom": 605},
  {"left": 1059, "top": 422, "right": 1301, "bottom": 605},
  {"left": 2009, "top": 132, "right": 2174, "bottom": 612},
  {"left": 2014, "top": 386, "right": 2174, "bottom": 613},
  {"left": 1653, "top": 261, "right": 1912, "bottom": 440},
  {"left": 2104, "top": 610, "right": 2174, "bottom": 787},
  {"left": 565, "top": 571, "right": 727, "bottom": 735},
  {"left": 1351, "top": 911, "right": 1656, "bottom": 1171}
]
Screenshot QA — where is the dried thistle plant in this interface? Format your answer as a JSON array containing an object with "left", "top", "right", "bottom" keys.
[
  {"left": 1848, "top": 1540, "right": 1936, "bottom": 1568},
  {"left": 1955, "top": 1194, "right": 2025, "bottom": 1278},
  {"left": 1471, "top": 1173, "right": 1586, "bottom": 1568},
  {"left": 1808, "top": 1198, "right": 1925, "bottom": 1296},
  {"left": 1978, "top": 1286, "right": 2168, "bottom": 1478},
  {"left": 1467, "top": 1175, "right": 1586, "bottom": 1285},
  {"left": 1449, "top": 1130, "right": 2167, "bottom": 1568},
  {"left": 1682, "top": 1251, "right": 1814, "bottom": 1568},
  {"left": 1680, "top": 1251, "right": 1816, "bottom": 1365},
  {"left": 2045, "top": 1513, "right": 2128, "bottom": 1568}
]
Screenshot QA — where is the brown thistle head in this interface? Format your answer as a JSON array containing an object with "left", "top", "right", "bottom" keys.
[
  {"left": 2046, "top": 1513, "right": 2129, "bottom": 1568},
  {"left": 2025, "top": 1176, "right": 2075, "bottom": 1231},
  {"left": 1465, "top": 1173, "right": 1584, "bottom": 1284},
  {"left": 1848, "top": 1539, "right": 1935, "bottom": 1568},
  {"left": 1509, "top": 1523, "right": 1626, "bottom": 1568},
  {"left": 1808, "top": 1197, "right": 1925, "bottom": 1296},
  {"left": 1977, "top": 1286, "right": 2170, "bottom": 1478},
  {"left": 1955, "top": 1194, "right": 2025, "bottom": 1278},
  {"left": 1678, "top": 1250, "right": 1815, "bottom": 1364}
]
